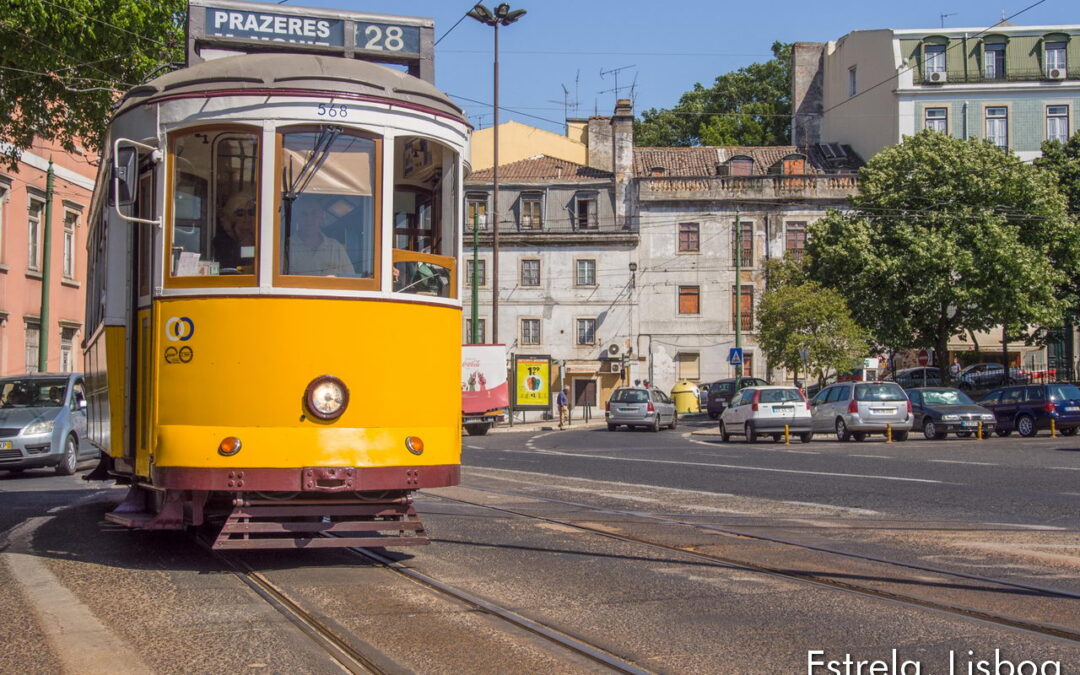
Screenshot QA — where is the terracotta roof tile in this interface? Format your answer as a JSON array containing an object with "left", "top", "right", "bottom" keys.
[
  {"left": 468, "top": 155, "right": 612, "bottom": 184},
  {"left": 633, "top": 145, "right": 861, "bottom": 177}
]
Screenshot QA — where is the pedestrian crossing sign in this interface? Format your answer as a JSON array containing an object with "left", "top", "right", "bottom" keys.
[{"left": 728, "top": 348, "right": 743, "bottom": 366}]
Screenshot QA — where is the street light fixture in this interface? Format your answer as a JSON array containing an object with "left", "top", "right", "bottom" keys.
[{"left": 468, "top": 3, "right": 526, "bottom": 344}]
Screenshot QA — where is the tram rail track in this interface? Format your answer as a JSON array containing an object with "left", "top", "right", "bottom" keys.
[{"left": 425, "top": 486, "right": 1080, "bottom": 644}]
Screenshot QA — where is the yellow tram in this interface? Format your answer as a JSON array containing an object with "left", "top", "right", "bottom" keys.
[{"left": 83, "top": 2, "right": 469, "bottom": 548}]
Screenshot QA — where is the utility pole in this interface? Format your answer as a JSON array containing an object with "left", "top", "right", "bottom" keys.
[
  {"left": 734, "top": 205, "right": 743, "bottom": 381},
  {"left": 37, "top": 161, "right": 55, "bottom": 372},
  {"left": 471, "top": 213, "right": 480, "bottom": 343}
]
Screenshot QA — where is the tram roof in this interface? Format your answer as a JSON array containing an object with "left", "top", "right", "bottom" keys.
[{"left": 115, "top": 53, "right": 466, "bottom": 123}]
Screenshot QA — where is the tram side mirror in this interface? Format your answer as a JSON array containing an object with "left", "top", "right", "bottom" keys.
[{"left": 111, "top": 147, "right": 138, "bottom": 207}]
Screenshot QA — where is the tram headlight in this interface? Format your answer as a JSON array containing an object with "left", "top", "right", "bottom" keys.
[{"left": 305, "top": 375, "right": 349, "bottom": 420}]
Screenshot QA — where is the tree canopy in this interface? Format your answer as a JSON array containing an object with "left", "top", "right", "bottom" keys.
[
  {"left": 1035, "top": 132, "right": 1080, "bottom": 218},
  {"left": 634, "top": 42, "right": 791, "bottom": 147},
  {"left": 757, "top": 259, "right": 869, "bottom": 386},
  {"left": 0, "top": 0, "right": 185, "bottom": 166},
  {"left": 807, "top": 130, "right": 1079, "bottom": 375}
]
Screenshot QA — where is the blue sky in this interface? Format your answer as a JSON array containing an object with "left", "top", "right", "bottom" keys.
[{"left": 261, "top": 0, "right": 1074, "bottom": 134}]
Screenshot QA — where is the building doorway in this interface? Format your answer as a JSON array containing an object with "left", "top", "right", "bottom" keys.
[{"left": 573, "top": 379, "right": 597, "bottom": 408}]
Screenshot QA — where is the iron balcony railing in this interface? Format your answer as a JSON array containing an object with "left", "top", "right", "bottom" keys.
[
  {"left": 919, "top": 67, "right": 1077, "bottom": 84},
  {"left": 638, "top": 173, "right": 859, "bottom": 202}
]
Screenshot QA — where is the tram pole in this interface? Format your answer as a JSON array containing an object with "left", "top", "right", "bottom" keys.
[
  {"left": 471, "top": 213, "right": 480, "bottom": 344},
  {"left": 37, "top": 160, "right": 55, "bottom": 372},
  {"left": 734, "top": 205, "right": 742, "bottom": 383}
]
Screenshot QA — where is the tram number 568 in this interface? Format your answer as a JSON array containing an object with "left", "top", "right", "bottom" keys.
[{"left": 317, "top": 104, "right": 348, "bottom": 118}]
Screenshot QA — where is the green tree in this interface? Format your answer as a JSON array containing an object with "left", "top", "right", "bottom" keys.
[
  {"left": 807, "top": 131, "right": 1079, "bottom": 379},
  {"left": 1035, "top": 131, "right": 1080, "bottom": 214},
  {"left": 0, "top": 0, "right": 185, "bottom": 166},
  {"left": 634, "top": 42, "right": 791, "bottom": 147},
  {"left": 757, "top": 262, "right": 870, "bottom": 387}
]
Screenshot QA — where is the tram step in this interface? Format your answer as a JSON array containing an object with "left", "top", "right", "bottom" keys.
[{"left": 211, "top": 501, "right": 429, "bottom": 549}]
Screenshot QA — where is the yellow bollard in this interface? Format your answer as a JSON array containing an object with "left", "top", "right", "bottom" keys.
[
  {"left": 1051, "top": 418, "right": 1057, "bottom": 438},
  {"left": 784, "top": 424, "right": 791, "bottom": 445},
  {"left": 886, "top": 424, "right": 893, "bottom": 444},
  {"left": 977, "top": 421, "right": 983, "bottom": 441}
]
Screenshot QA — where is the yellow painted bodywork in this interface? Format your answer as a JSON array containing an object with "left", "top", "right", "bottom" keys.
[{"left": 141, "top": 297, "right": 461, "bottom": 474}]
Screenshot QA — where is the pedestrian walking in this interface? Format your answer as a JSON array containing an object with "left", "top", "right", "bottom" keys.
[
  {"left": 949, "top": 357, "right": 961, "bottom": 381},
  {"left": 557, "top": 386, "right": 570, "bottom": 429}
]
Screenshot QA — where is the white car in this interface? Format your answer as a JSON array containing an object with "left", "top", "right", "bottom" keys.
[{"left": 719, "top": 386, "right": 813, "bottom": 443}]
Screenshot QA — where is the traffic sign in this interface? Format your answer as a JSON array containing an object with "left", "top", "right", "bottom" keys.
[
  {"left": 728, "top": 348, "right": 743, "bottom": 366},
  {"left": 917, "top": 349, "right": 931, "bottom": 366},
  {"left": 799, "top": 348, "right": 810, "bottom": 364}
]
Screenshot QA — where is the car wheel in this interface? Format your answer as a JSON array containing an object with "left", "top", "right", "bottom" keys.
[
  {"left": 607, "top": 424, "right": 618, "bottom": 431},
  {"left": 745, "top": 422, "right": 757, "bottom": 444},
  {"left": 835, "top": 418, "right": 851, "bottom": 442},
  {"left": 1062, "top": 427, "right": 1078, "bottom": 437},
  {"left": 55, "top": 435, "right": 78, "bottom": 476},
  {"left": 995, "top": 428, "right": 1012, "bottom": 437},
  {"left": 1016, "top": 415, "right": 1037, "bottom": 438},
  {"left": 669, "top": 413, "right": 678, "bottom": 430},
  {"left": 893, "top": 430, "right": 909, "bottom": 442},
  {"left": 799, "top": 432, "right": 814, "bottom": 444},
  {"left": 650, "top": 415, "right": 660, "bottom": 432},
  {"left": 719, "top": 421, "right": 731, "bottom": 443},
  {"left": 923, "top": 420, "right": 946, "bottom": 440},
  {"left": 853, "top": 432, "right": 867, "bottom": 442}
]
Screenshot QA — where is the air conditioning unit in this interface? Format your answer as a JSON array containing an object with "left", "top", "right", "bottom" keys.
[
  {"left": 1048, "top": 68, "right": 1066, "bottom": 80},
  {"left": 607, "top": 343, "right": 621, "bottom": 357},
  {"left": 926, "top": 71, "right": 947, "bottom": 83},
  {"left": 609, "top": 362, "right": 623, "bottom": 374}
]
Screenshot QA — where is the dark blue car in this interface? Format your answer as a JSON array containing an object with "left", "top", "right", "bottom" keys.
[{"left": 979, "top": 383, "right": 1080, "bottom": 437}]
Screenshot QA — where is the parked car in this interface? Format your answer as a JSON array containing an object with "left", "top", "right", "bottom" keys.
[
  {"left": 719, "top": 386, "right": 813, "bottom": 443},
  {"left": 705, "top": 377, "right": 770, "bottom": 419},
  {"left": 606, "top": 386, "right": 678, "bottom": 431},
  {"left": 809, "top": 381, "right": 913, "bottom": 441},
  {"left": 959, "top": 363, "right": 1029, "bottom": 390},
  {"left": 908, "top": 387, "right": 996, "bottom": 439},
  {"left": 0, "top": 373, "right": 91, "bottom": 475},
  {"left": 979, "top": 383, "right": 1080, "bottom": 437},
  {"left": 886, "top": 367, "right": 943, "bottom": 389}
]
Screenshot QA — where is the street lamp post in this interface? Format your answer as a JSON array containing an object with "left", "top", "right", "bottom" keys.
[{"left": 467, "top": 3, "right": 525, "bottom": 345}]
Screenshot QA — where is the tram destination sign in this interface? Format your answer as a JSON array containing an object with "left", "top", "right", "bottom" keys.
[{"left": 187, "top": 0, "right": 434, "bottom": 82}]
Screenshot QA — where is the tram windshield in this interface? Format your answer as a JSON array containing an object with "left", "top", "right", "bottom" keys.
[
  {"left": 280, "top": 127, "right": 376, "bottom": 280},
  {"left": 392, "top": 136, "right": 458, "bottom": 298},
  {"left": 170, "top": 130, "right": 259, "bottom": 278}
]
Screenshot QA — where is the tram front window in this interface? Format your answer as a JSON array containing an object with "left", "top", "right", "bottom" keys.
[
  {"left": 170, "top": 130, "right": 259, "bottom": 278},
  {"left": 280, "top": 128, "right": 376, "bottom": 282},
  {"left": 392, "top": 136, "right": 458, "bottom": 298}
]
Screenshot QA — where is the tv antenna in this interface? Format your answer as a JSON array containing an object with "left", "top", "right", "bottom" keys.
[
  {"left": 939, "top": 12, "right": 956, "bottom": 27},
  {"left": 546, "top": 82, "right": 580, "bottom": 132},
  {"left": 599, "top": 65, "right": 637, "bottom": 104}
]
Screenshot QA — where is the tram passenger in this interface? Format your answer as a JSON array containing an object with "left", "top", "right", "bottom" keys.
[
  {"left": 285, "top": 200, "right": 355, "bottom": 277},
  {"left": 213, "top": 193, "right": 256, "bottom": 271}
]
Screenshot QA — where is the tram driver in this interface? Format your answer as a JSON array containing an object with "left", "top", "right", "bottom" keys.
[
  {"left": 285, "top": 199, "right": 355, "bottom": 277},
  {"left": 213, "top": 192, "right": 256, "bottom": 271}
]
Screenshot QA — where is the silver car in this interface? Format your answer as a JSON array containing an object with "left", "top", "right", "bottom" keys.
[
  {"left": 809, "top": 381, "right": 913, "bottom": 441},
  {"left": 606, "top": 387, "right": 678, "bottom": 431},
  {"left": 0, "top": 373, "right": 91, "bottom": 475}
]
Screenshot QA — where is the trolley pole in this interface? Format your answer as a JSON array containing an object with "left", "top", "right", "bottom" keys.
[
  {"left": 471, "top": 213, "right": 480, "bottom": 344},
  {"left": 37, "top": 160, "right": 55, "bottom": 372},
  {"left": 734, "top": 205, "right": 742, "bottom": 381},
  {"left": 491, "top": 18, "right": 501, "bottom": 344}
]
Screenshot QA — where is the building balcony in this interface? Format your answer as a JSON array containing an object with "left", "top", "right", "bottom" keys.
[
  {"left": 467, "top": 217, "right": 639, "bottom": 246},
  {"left": 637, "top": 174, "right": 859, "bottom": 203},
  {"left": 918, "top": 67, "right": 1078, "bottom": 85}
]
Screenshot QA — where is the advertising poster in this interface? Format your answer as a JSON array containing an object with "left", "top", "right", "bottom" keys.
[
  {"left": 514, "top": 355, "right": 551, "bottom": 410},
  {"left": 461, "top": 345, "right": 509, "bottom": 414}
]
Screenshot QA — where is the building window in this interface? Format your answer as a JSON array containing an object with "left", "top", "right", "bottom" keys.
[
  {"left": 985, "top": 107, "right": 1008, "bottom": 148},
  {"left": 63, "top": 210, "right": 78, "bottom": 279},
  {"left": 574, "top": 192, "right": 598, "bottom": 229},
  {"left": 521, "top": 318, "right": 541, "bottom": 345},
  {"left": 731, "top": 285, "right": 754, "bottom": 332},
  {"left": 1047, "top": 105, "right": 1070, "bottom": 143},
  {"left": 24, "top": 321, "right": 40, "bottom": 373},
  {"left": 923, "top": 44, "right": 946, "bottom": 75},
  {"left": 519, "top": 194, "right": 542, "bottom": 229},
  {"left": 1045, "top": 41, "right": 1067, "bottom": 77},
  {"left": 576, "top": 318, "right": 596, "bottom": 346},
  {"left": 676, "top": 352, "right": 700, "bottom": 381},
  {"left": 576, "top": 259, "right": 596, "bottom": 286},
  {"left": 520, "top": 258, "right": 540, "bottom": 286},
  {"left": 724, "top": 156, "right": 754, "bottom": 176},
  {"left": 983, "top": 43, "right": 1005, "bottom": 79},
  {"left": 848, "top": 66, "right": 857, "bottom": 97},
  {"left": 465, "top": 318, "right": 486, "bottom": 344},
  {"left": 466, "top": 193, "right": 488, "bottom": 230},
  {"left": 27, "top": 198, "right": 44, "bottom": 271},
  {"left": 925, "top": 107, "right": 948, "bottom": 133},
  {"left": 465, "top": 258, "right": 486, "bottom": 287},
  {"left": 60, "top": 326, "right": 78, "bottom": 373},
  {"left": 678, "top": 222, "right": 699, "bottom": 252},
  {"left": 732, "top": 221, "right": 753, "bottom": 267},
  {"left": 740, "top": 352, "right": 755, "bottom": 377},
  {"left": 0, "top": 181, "right": 8, "bottom": 261},
  {"left": 678, "top": 286, "right": 700, "bottom": 315},
  {"left": 785, "top": 222, "right": 807, "bottom": 261}
]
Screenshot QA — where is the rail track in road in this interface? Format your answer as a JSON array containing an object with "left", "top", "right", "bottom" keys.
[
  {"left": 203, "top": 535, "right": 652, "bottom": 675},
  {"left": 427, "top": 487, "right": 1080, "bottom": 644}
]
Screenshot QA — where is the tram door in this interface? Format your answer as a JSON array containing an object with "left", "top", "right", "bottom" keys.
[{"left": 131, "top": 169, "right": 156, "bottom": 465}]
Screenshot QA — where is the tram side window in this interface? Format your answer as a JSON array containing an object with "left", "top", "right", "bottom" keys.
[
  {"left": 280, "top": 128, "right": 375, "bottom": 280},
  {"left": 392, "top": 136, "right": 459, "bottom": 298},
  {"left": 170, "top": 130, "right": 259, "bottom": 277}
]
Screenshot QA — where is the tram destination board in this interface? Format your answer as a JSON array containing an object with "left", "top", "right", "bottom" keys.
[{"left": 187, "top": 0, "right": 434, "bottom": 81}]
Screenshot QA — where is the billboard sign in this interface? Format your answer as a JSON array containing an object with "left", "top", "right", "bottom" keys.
[{"left": 513, "top": 355, "right": 551, "bottom": 410}]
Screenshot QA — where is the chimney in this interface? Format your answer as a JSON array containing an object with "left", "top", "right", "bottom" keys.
[
  {"left": 611, "top": 99, "right": 634, "bottom": 229},
  {"left": 791, "top": 42, "right": 825, "bottom": 146},
  {"left": 586, "top": 117, "right": 612, "bottom": 171}
]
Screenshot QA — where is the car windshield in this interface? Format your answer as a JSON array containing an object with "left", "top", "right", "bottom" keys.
[
  {"left": 1048, "top": 384, "right": 1080, "bottom": 401},
  {"left": 712, "top": 382, "right": 734, "bottom": 393},
  {"left": 759, "top": 389, "right": 802, "bottom": 403},
  {"left": 854, "top": 383, "right": 906, "bottom": 401},
  {"left": 0, "top": 378, "right": 68, "bottom": 408},
  {"left": 611, "top": 389, "right": 649, "bottom": 403},
  {"left": 921, "top": 389, "right": 974, "bottom": 406}
]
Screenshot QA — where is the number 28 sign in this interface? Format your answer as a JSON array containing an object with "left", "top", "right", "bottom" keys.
[{"left": 355, "top": 22, "right": 420, "bottom": 56}]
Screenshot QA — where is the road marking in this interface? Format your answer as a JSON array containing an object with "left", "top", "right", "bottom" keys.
[
  {"left": 929, "top": 459, "right": 998, "bottom": 466},
  {"left": 466, "top": 444, "right": 483, "bottom": 450},
  {"left": 851, "top": 454, "right": 890, "bottom": 459},
  {"left": 776, "top": 449, "right": 819, "bottom": 454},
  {"left": 526, "top": 448, "right": 952, "bottom": 484},
  {"left": 2, "top": 515, "right": 152, "bottom": 674},
  {"left": 983, "top": 522, "right": 1067, "bottom": 531},
  {"left": 1048, "top": 466, "right": 1080, "bottom": 471},
  {"left": 1062, "top": 492, "right": 1080, "bottom": 497}
]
